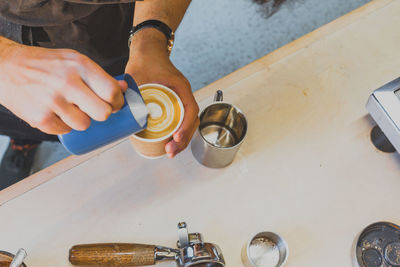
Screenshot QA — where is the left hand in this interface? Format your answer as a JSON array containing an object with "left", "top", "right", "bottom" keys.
[{"left": 125, "top": 37, "right": 199, "bottom": 158}]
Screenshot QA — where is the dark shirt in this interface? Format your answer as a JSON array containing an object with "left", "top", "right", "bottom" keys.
[{"left": 0, "top": 0, "right": 136, "bottom": 75}]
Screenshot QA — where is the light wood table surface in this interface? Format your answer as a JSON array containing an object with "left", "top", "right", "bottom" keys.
[{"left": 1, "top": 0, "right": 400, "bottom": 266}]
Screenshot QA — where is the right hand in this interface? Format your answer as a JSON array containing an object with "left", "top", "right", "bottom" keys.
[{"left": 0, "top": 38, "right": 127, "bottom": 135}]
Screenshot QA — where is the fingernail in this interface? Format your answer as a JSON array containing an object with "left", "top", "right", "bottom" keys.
[
  {"left": 104, "top": 106, "right": 113, "bottom": 119},
  {"left": 165, "top": 144, "right": 172, "bottom": 153},
  {"left": 175, "top": 133, "right": 183, "bottom": 142}
]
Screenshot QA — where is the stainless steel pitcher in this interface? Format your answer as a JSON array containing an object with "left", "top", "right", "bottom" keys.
[{"left": 191, "top": 90, "right": 248, "bottom": 168}]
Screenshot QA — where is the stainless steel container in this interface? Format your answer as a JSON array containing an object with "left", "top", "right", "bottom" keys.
[
  {"left": 353, "top": 222, "right": 400, "bottom": 267},
  {"left": 242, "top": 232, "right": 288, "bottom": 267},
  {"left": 191, "top": 90, "right": 248, "bottom": 168}
]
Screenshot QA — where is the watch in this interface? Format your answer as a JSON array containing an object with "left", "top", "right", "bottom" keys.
[{"left": 128, "top": 19, "right": 175, "bottom": 55}]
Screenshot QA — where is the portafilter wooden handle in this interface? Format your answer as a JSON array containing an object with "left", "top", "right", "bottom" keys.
[{"left": 69, "top": 243, "right": 156, "bottom": 266}]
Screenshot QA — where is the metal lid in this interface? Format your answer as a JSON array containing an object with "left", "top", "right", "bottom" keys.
[{"left": 356, "top": 222, "right": 400, "bottom": 267}]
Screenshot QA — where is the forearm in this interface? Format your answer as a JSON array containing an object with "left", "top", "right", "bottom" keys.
[
  {"left": 125, "top": 1, "right": 198, "bottom": 158},
  {"left": 134, "top": 0, "right": 190, "bottom": 30},
  {"left": 129, "top": 0, "right": 191, "bottom": 58},
  {"left": 0, "top": 36, "right": 19, "bottom": 59}
]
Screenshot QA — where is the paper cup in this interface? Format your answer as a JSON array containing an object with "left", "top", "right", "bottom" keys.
[{"left": 129, "top": 84, "right": 184, "bottom": 159}]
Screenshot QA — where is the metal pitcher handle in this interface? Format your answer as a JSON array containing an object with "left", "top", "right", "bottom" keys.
[{"left": 214, "top": 90, "right": 223, "bottom": 102}]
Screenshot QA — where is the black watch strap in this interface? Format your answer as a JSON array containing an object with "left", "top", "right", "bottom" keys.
[{"left": 128, "top": 19, "right": 175, "bottom": 55}]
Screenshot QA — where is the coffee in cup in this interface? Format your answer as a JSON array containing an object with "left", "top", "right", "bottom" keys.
[{"left": 129, "top": 84, "right": 184, "bottom": 158}]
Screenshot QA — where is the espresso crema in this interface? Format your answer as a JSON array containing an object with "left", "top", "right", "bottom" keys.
[{"left": 136, "top": 85, "right": 182, "bottom": 139}]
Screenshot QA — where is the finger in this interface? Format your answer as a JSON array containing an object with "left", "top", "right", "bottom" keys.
[
  {"left": 35, "top": 113, "right": 72, "bottom": 135},
  {"left": 118, "top": 80, "right": 128, "bottom": 93},
  {"left": 161, "top": 80, "right": 199, "bottom": 157},
  {"left": 173, "top": 116, "right": 199, "bottom": 144},
  {"left": 65, "top": 77, "right": 113, "bottom": 122},
  {"left": 52, "top": 97, "right": 91, "bottom": 131},
  {"left": 172, "top": 89, "right": 200, "bottom": 144},
  {"left": 112, "top": 80, "right": 128, "bottom": 114},
  {"left": 72, "top": 53, "right": 125, "bottom": 111},
  {"left": 165, "top": 141, "right": 179, "bottom": 158},
  {"left": 166, "top": 117, "right": 199, "bottom": 157}
]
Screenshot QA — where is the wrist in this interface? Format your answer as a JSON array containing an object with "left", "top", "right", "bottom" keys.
[{"left": 129, "top": 28, "right": 169, "bottom": 61}]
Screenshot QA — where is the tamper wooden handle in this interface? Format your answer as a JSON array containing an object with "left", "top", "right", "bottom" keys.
[{"left": 69, "top": 243, "right": 156, "bottom": 266}]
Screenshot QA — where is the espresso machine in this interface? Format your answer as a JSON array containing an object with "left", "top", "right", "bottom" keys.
[{"left": 366, "top": 77, "right": 400, "bottom": 153}]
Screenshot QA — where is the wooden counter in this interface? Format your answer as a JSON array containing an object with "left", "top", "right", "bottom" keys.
[{"left": 1, "top": 0, "right": 400, "bottom": 266}]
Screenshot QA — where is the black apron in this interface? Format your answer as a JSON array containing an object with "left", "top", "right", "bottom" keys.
[
  {"left": 0, "top": 0, "right": 135, "bottom": 141},
  {"left": 0, "top": 0, "right": 136, "bottom": 75}
]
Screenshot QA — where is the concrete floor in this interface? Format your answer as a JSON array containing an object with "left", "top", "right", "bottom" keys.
[{"left": 0, "top": 0, "right": 370, "bottom": 180}]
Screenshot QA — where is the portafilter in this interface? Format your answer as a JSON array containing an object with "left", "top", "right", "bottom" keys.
[{"left": 69, "top": 222, "right": 225, "bottom": 267}]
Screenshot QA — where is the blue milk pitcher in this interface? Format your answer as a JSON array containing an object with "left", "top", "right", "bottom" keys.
[{"left": 58, "top": 74, "right": 148, "bottom": 155}]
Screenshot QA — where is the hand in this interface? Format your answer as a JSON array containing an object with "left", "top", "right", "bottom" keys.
[
  {"left": 126, "top": 33, "right": 199, "bottom": 158},
  {"left": 0, "top": 38, "right": 127, "bottom": 135}
]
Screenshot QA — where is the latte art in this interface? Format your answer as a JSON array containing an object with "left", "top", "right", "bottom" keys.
[{"left": 136, "top": 85, "right": 182, "bottom": 139}]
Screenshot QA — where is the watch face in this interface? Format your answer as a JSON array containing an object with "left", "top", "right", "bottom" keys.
[{"left": 167, "top": 32, "right": 174, "bottom": 55}]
